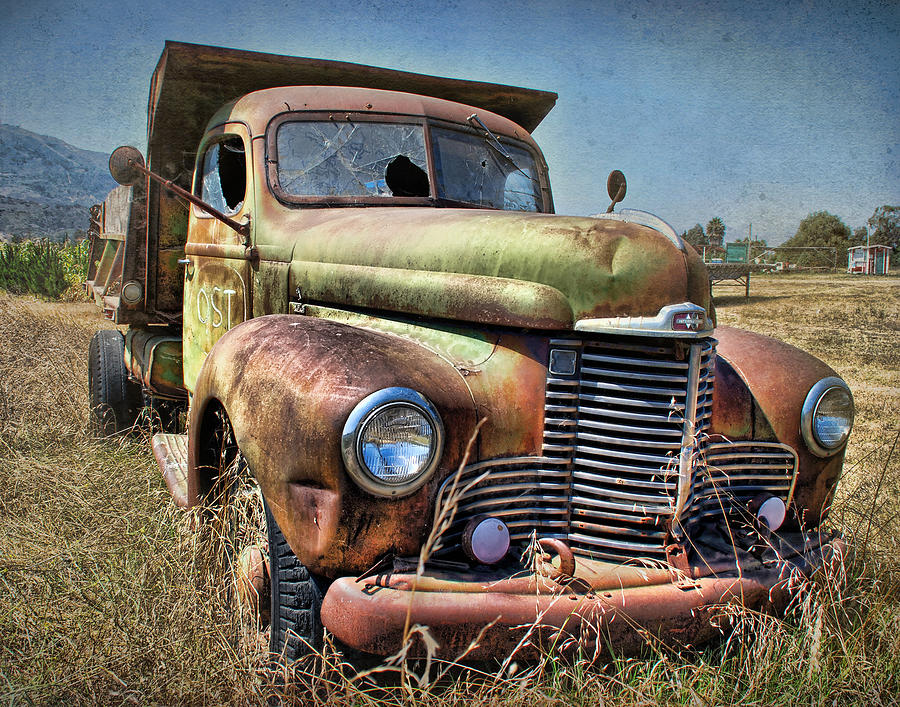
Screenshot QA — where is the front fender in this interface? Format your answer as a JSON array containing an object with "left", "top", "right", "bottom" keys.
[
  {"left": 187, "top": 315, "right": 477, "bottom": 576},
  {"left": 712, "top": 326, "right": 847, "bottom": 527}
]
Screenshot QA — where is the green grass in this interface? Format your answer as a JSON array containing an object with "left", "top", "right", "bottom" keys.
[{"left": 0, "top": 274, "right": 898, "bottom": 705}]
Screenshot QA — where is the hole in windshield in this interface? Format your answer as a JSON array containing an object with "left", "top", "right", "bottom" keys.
[{"left": 384, "top": 155, "right": 429, "bottom": 197}]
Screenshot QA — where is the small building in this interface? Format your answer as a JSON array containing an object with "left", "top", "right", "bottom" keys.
[{"left": 848, "top": 245, "right": 892, "bottom": 275}]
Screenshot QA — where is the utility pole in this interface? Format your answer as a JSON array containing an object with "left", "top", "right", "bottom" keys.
[
  {"left": 866, "top": 225, "right": 871, "bottom": 274},
  {"left": 747, "top": 223, "right": 752, "bottom": 262}
]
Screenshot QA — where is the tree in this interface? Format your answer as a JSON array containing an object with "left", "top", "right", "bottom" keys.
[
  {"left": 682, "top": 223, "right": 705, "bottom": 247},
  {"left": 852, "top": 227, "right": 868, "bottom": 246},
  {"left": 867, "top": 205, "right": 900, "bottom": 249},
  {"left": 783, "top": 211, "right": 851, "bottom": 249},
  {"left": 781, "top": 211, "right": 852, "bottom": 267},
  {"left": 706, "top": 217, "right": 725, "bottom": 246},
  {"left": 731, "top": 236, "right": 768, "bottom": 248}
]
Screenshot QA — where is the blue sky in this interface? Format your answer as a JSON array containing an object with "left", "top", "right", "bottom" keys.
[{"left": 1, "top": 0, "right": 897, "bottom": 244}]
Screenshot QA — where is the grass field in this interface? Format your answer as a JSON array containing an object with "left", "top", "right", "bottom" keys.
[{"left": 0, "top": 273, "right": 898, "bottom": 705}]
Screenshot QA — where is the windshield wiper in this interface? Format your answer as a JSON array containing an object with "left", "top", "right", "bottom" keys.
[{"left": 466, "top": 113, "right": 537, "bottom": 183}]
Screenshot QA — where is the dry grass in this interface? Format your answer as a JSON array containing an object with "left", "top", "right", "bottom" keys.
[{"left": 0, "top": 274, "right": 898, "bottom": 706}]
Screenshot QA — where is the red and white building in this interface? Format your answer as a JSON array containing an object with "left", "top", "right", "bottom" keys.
[{"left": 848, "top": 245, "right": 892, "bottom": 275}]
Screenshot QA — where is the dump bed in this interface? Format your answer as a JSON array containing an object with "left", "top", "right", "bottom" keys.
[{"left": 86, "top": 41, "right": 557, "bottom": 324}]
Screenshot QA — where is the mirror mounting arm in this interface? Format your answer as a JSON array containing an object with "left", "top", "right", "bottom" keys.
[
  {"left": 109, "top": 146, "right": 250, "bottom": 239},
  {"left": 606, "top": 169, "right": 627, "bottom": 213},
  {"left": 141, "top": 163, "right": 251, "bottom": 239}
]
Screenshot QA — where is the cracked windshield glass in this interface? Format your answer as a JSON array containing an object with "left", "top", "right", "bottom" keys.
[
  {"left": 276, "top": 121, "right": 428, "bottom": 197},
  {"left": 430, "top": 126, "right": 542, "bottom": 212}
]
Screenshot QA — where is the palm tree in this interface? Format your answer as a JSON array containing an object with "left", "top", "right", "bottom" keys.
[{"left": 706, "top": 217, "right": 725, "bottom": 246}]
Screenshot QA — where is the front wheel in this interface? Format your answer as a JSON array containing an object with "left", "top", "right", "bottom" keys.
[
  {"left": 201, "top": 406, "right": 324, "bottom": 664},
  {"left": 267, "top": 504, "right": 325, "bottom": 662}
]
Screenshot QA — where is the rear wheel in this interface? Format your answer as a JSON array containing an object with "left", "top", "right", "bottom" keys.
[{"left": 87, "top": 330, "right": 142, "bottom": 435}]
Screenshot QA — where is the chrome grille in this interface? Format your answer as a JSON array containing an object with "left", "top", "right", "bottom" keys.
[
  {"left": 435, "top": 334, "right": 799, "bottom": 563},
  {"left": 432, "top": 457, "right": 570, "bottom": 555},
  {"left": 564, "top": 337, "right": 715, "bottom": 560}
]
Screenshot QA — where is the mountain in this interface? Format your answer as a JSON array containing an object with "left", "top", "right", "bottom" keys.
[{"left": 0, "top": 124, "right": 116, "bottom": 240}]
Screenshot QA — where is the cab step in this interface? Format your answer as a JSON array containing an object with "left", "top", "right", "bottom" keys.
[{"left": 151, "top": 433, "right": 190, "bottom": 508}]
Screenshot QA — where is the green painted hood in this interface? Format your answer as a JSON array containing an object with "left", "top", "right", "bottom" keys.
[{"left": 271, "top": 208, "right": 712, "bottom": 330}]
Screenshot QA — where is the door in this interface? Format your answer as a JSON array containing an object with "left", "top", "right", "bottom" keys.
[{"left": 182, "top": 124, "right": 253, "bottom": 392}]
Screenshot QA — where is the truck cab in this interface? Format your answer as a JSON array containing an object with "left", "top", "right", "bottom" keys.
[{"left": 85, "top": 42, "right": 853, "bottom": 662}]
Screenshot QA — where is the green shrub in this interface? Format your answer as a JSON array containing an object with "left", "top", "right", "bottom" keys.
[{"left": 0, "top": 238, "right": 89, "bottom": 299}]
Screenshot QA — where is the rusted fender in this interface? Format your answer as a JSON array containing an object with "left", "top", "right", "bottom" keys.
[
  {"left": 187, "top": 315, "right": 478, "bottom": 576},
  {"left": 298, "top": 305, "right": 549, "bottom": 462},
  {"left": 713, "top": 326, "right": 847, "bottom": 527}
]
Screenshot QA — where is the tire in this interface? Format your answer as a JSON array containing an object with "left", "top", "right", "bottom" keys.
[
  {"left": 88, "top": 330, "right": 142, "bottom": 435},
  {"left": 267, "top": 502, "right": 325, "bottom": 663}
]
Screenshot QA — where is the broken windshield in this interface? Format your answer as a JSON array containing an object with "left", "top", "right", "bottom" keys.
[
  {"left": 275, "top": 121, "right": 428, "bottom": 197},
  {"left": 430, "top": 127, "right": 542, "bottom": 212},
  {"left": 271, "top": 118, "right": 544, "bottom": 211}
]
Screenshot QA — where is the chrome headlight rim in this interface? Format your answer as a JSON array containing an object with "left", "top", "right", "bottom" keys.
[
  {"left": 801, "top": 376, "right": 854, "bottom": 457},
  {"left": 341, "top": 387, "right": 444, "bottom": 497}
]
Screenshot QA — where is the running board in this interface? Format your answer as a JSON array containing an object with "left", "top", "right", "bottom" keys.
[{"left": 152, "top": 433, "right": 190, "bottom": 508}]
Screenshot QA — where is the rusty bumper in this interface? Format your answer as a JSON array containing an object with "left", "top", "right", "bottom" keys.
[{"left": 321, "top": 537, "right": 840, "bottom": 660}]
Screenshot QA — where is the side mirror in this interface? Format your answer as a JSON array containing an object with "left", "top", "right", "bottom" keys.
[
  {"left": 606, "top": 170, "right": 627, "bottom": 213},
  {"left": 109, "top": 146, "right": 146, "bottom": 186}
]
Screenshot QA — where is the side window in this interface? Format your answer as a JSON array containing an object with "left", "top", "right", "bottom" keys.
[{"left": 198, "top": 136, "right": 246, "bottom": 215}]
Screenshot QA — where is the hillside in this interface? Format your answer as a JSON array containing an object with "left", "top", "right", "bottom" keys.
[{"left": 0, "top": 124, "right": 116, "bottom": 240}]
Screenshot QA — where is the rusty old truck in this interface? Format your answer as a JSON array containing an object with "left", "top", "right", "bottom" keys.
[{"left": 85, "top": 41, "right": 854, "bottom": 661}]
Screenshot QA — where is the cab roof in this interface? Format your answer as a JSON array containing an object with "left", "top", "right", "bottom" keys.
[
  {"left": 147, "top": 41, "right": 557, "bottom": 177},
  {"left": 209, "top": 86, "right": 543, "bottom": 153}
]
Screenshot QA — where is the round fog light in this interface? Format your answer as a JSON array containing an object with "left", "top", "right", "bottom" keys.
[
  {"left": 462, "top": 516, "right": 510, "bottom": 565},
  {"left": 753, "top": 496, "right": 786, "bottom": 532}
]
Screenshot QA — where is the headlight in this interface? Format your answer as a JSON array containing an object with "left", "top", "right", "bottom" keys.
[
  {"left": 341, "top": 387, "right": 444, "bottom": 497},
  {"left": 801, "top": 377, "right": 854, "bottom": 457}
]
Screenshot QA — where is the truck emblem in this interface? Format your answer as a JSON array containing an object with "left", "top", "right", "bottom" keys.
[{"left": 673, "top": 311, "right": 704, "bottom": 331}]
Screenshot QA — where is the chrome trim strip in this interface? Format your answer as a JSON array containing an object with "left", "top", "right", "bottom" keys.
[
  {"left": 591, "top": 209, "right": 685, "bottom": 251},
  {"left": 673, "top": 344, "right": 701, "bottom": 526},
  {"left": 568, "top": 532, "right": 669, "bottom": 554},
  {"left": 575, "top": 302, "right": 713, "bottom": 337}
]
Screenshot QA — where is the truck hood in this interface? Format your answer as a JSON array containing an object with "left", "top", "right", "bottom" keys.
[{"left": 270, "top": 207, "right": 712, "bottom": 331}]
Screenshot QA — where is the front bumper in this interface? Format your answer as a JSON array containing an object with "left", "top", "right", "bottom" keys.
[{"left": 320, "top": 533, "right": 841, "bottom": 660}]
